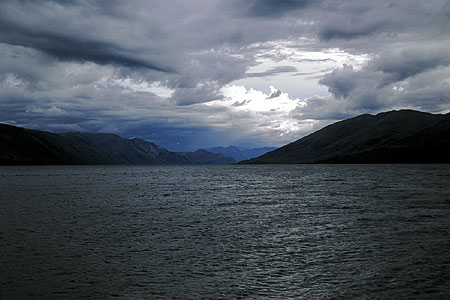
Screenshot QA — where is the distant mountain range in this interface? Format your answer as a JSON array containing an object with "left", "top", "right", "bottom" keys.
[
  {"left": 0, "top": 124, "right": 236, "bottom": 165},
  {"left": 241, "top": 110, "right": 450, "bottom": 164},
  {"left": 179, "top": 149, "right": 236, "bottom": 165},
  {"left": 204, "top": 146, "right": 277, "bottom": 162}
]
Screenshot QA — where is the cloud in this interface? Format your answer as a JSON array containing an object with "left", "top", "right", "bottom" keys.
[
  {"left": 319, "top": 45, "right": 450, "bottom": 113},
  {"left": 169, "top": 84, "right": 223, "bottom": 106},
  {"left": 319, "top": 64, "right": 358, "bottom": 99},
  {"left": 27, "top": 106, "right": 65, "bottom": 116},
  {"left": 246, "top": 0, "right": 317, "bottom": 17},
  {"left": 317, "top": 1, "right": 450, "bottom": 42},
  {"left": 1, "top": 24, "right": 170, "bottom": 72},
  {"left": 246, "top": 66, "right": 298, "bottom": 78},
  {"left": 267, "top": 87, "right": 282, "bottom": 99},
  {"left": 373, "top": 47, "right": 450, "bottom": 86},
  {"left": 0, "top": 2, "right": 171, "bottom": 72}
]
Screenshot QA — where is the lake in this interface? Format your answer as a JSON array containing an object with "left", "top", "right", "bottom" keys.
[{"left": 1, "top": 164, "right": 450, "bottom": 299}]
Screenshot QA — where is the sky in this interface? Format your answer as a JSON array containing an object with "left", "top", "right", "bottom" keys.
[{"left": 1, "top": 0, "right": 450, "bottom": 151}]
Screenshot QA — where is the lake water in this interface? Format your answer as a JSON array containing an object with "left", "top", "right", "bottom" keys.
[{"left": 1, "top": 164, "right": 450, "bottom": 299}]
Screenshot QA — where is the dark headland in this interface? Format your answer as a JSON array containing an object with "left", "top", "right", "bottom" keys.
[{"left": 240, "top": 109, "right": 450, "bottom": 164}]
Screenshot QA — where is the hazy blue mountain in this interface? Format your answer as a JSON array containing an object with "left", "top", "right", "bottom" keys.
[
  {"left": 179, "top": 149, "right": 236, "bottom": 164},
  {"left": 204, "top": 146, "right": 277, "bottom": 162},
  {"left": 0, "top": 124, "right": 234, "bottom": 165},
  {"left": 241, "top": 110, "right": 450, "bottom": 164}
]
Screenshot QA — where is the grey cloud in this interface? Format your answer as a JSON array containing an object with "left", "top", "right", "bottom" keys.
[
  {"left": 372, "top": 48, "right": 450, "bottom": 86},
  {"left": 231, "top": 100, "right": 250, "bottom": 107},
  {"left": 317, "top": 2, "right": 386, "bottom": 40},
  {"left": 291, "top": 96, "right": 350, "bottom": 120},
  {"left": 320, "top": 23, "right": 382, "bottom": 41},
  {"left": 170, "top": 84, "right": 224, "bottom": 106},
  {"left": 319, "top": 45, "right": 450, "bottom": 113},
  {"left": 316, "top": 0, "right": 450, "bottom": 42},
  {"left": 168, "top": 52, "right": 250, "bottom": 89},
  {"left": 320, "top": 47, "right": 450, "bottom": 99},
  {"left": 0, "top": 19, "right": 171, "bottom": 72},
  {"left": 295, "top": 58, "right": 336, "bottom": 63},
  {"left": 247, "top": 0, "right": 318, "bottom": 17},
  {"left": 393, "top": 68, "right": 450, "bottom": 112},
  {"left": 268, "top": 89, "right": 282, "bottom": 99},
  {"left": 246, "top": 66, "right": 298, "bottom": 78},
  {"left": 319, "top": 64, "right": 359, "bottom": 99}
]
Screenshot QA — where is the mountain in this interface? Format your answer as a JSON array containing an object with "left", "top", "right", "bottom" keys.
[
  {"left": 0, "top": 124, "right": 234, "bottom": 165},
  {"left": 179, "top": 149, "right": 236, "bottom": 164},
  {"left": 241, "top": 110, "right": 450, "bottom": 164},
  {"left": 59, "top": 132, "right": 191, "bottom": 165},
  {"left": 204, "top": 146, "right": 277, "bottom": 162},
  {"left": 1, "top": 123, "right": 84, "bottom": 165}
]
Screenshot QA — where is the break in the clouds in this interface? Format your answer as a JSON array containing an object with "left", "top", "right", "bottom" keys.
[{"left": 1, "top": 0, "right": 449, "bottom": 150}]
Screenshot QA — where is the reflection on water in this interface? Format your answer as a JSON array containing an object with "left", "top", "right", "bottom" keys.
[{"left": 1, "top": 164, "right": 450, "bottom": 299}]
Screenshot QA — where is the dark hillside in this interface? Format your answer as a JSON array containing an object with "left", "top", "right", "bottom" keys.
[{"left": 241, "top": 110, "right": 450, "bottom": 164}]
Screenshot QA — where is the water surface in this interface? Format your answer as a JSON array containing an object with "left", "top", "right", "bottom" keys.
[{"left": 1, "top": 164, "right": 450, "bottom": 299}]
